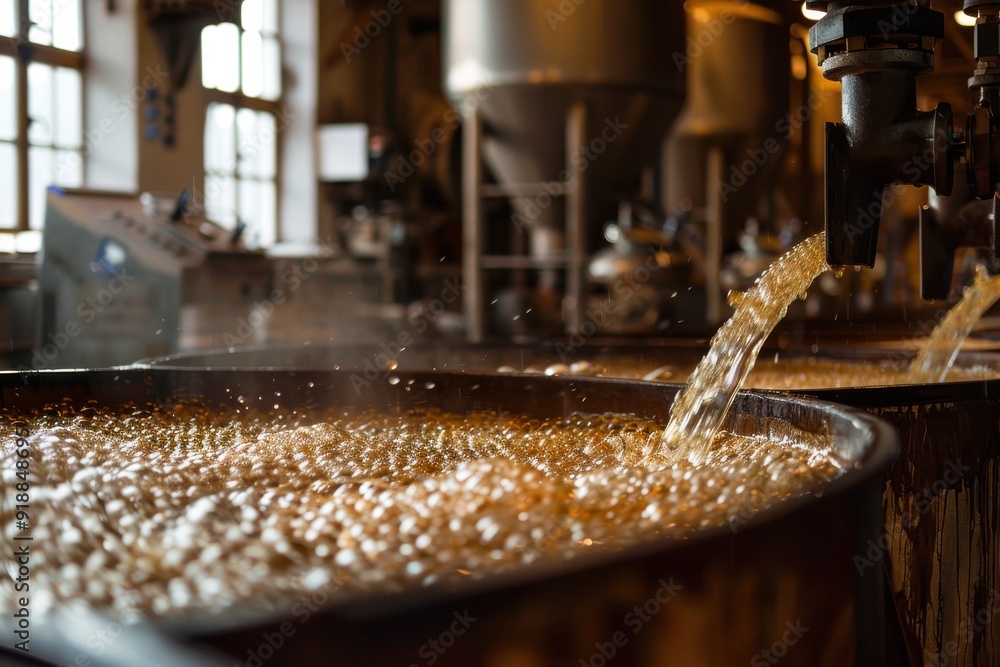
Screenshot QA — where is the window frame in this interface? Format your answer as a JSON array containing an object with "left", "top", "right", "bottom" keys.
[
  {"left": 201, "top": 0, "right": 283, "bottom": 246},
  {"left": 0, "top": 0, "right": 85, "bottom": 232}
]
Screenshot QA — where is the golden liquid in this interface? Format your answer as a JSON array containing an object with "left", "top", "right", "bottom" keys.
[
  {"left": 908, "top": 267, "right": 1000, "bottom": 384},
  {"left": 0, "top": 401, "right": 845, "bottom": 620},
  {"left": 659, "top": 233, "right": 830, "bottom": 464},
  {"left": 640, "top": 358, "right": 998, "bottom": 389}
]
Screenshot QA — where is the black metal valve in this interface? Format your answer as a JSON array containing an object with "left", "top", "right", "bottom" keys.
[
  {"left": 918, "top": 1, "right": 1000, "bottom": 299},
  {"left": 802, "top": 1, "right": 1000, "bottom": 299},
  {"left": 965, "top": 0, "right": 1000, "bottom": 198},
  {"left": 809, "top": 3, "right": 953, "bottom": 269}
]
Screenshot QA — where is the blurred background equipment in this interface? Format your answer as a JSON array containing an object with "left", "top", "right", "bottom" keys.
[
  {"left": 37, "top": 188, "right": 273, "bottom": 367},
  {"left": 8, "top": 0, "right": 1000, "bottom": 367}
]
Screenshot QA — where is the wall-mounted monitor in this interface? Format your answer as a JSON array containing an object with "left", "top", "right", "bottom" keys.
[{"left": 317, "top": 123, "right": 369, "bottom": 182}]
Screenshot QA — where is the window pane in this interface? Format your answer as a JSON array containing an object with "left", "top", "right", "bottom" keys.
[
  {"left": 205, "top": 103, "right": 236, "bottom": 173},
  {"left": 239, "top": 180, "right": 276, "bottom": 247},
  {"left": 16, "top": 231, "right": 42, "bottom": 254},
  {"left": 236, "top": 108, "right": 255, "bottom": 176},
  {"left": 0, "top": 143, "right": 16, "bottom": 229},
  {"left": 29, "top": 146, "right": 53, "bottom": 229},
  {"left": 259, "top": 180, "right": 276, "bottom": 246},
  {"left": 0, "top": 1, "right": 15, "bottom": 37},
  {"left": 258, "top": 111, "right": 277, "bottom": 178},
  {"left": 261, "top": 36, "right": 281, "bottom": 100},
  {"left": 0, "top": 57, "right": 15, "bottom": 141},
  {"left": 201, "top": 23, "right": 240, "bottom": 93},
  {"left": 28, "top": 0, "right": 53, "bottom": 46},
  {"left": 54, "top": 149, "right": 82, "bottom": 187},
  {"left": 54, "top": 67, "right": 82, "bottom": 148},
  {"left": 241, "top": 30, "right": 263, "bottom": 98},
  {"left": 237, "top": 109, "right": 276, "bottom": 179},
  {"left": 262, "top": 0, "right": 279, "bottom": 33},
  {"left": 242, "top": 0, "right": 263, "bottom": 32},
  {"left": 206, "top": 174, "right": 236, "bottom": 227},
  {"left": 52, "top": 0, "right": 82, "bottom": 51},
  {"left": 201, "top": 26, "right": 216, "bottom": 89},
  {"left": 27, "top": 63, "right": 53, "bottom": 145},
  {"left": 238, "top": 179, "right": 257, "bottom": 239}
]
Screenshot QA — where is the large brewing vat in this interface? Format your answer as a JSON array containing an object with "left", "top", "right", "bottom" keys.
[
  {"left": 142, "top": 343, "right": 1000, "bottom": 666},
  {"left": 2, "top": 368, "right": 895, "bottom": 667},
  {"left": 803, "top": 375, "right": 1000, "bottom": 667}
]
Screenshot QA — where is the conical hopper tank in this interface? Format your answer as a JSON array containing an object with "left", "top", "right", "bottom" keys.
[{"left": 443, "top": 0, "right": 686, "bottom": 235}]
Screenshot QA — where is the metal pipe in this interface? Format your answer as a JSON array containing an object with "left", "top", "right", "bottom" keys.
[{"left": 809, "top": 4, "right": 954, "bottom": 268}]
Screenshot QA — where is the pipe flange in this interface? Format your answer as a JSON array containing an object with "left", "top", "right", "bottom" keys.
[
  {"left": 964, "top": 0, "right": 1000, "bottom": 16},
  {"left": 808, "top": 1, "right": 928, "bottom": 11},
  {"left": 969, "top": 72, "right": 1000, "bottom": 90},
  {"left": 820, "top": 47, "right": 935, "bottom": 80},
  {"left": 810, "top": 5, "right": 944, "bottom": 66}
]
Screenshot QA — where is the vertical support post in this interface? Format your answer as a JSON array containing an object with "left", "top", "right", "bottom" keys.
[
  {"left": 462, "top": 104, "right": 485, "bottom": 342},
  {"left": 565, "top": 102, "right": 587, "bottom": 335},
  {"left": 705, "top": 147, "right": 724, "bottom": 324},
  {"left": 16, "top": 0, "right": 30, "bottom": 230}
]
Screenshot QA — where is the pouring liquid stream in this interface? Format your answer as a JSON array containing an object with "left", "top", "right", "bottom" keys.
[
  {"left": 658, "top": 232, "right": 831, "bottom": 465},
  {"left": 908, "top": 267, "right": 1000, "bottom": 383}
]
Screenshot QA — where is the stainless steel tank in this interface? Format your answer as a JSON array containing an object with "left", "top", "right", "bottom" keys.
[
  {"left": 663, "top": 2, "right": 795, "bottom": 321},
  {"left": 442, "top": 0, "right": 686, "bottom": 236},
  {"left": 665, "top": 2, "right": 793, "bottom": 204}
]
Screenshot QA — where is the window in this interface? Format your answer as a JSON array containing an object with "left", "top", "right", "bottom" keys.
[
  {"left": 204, "top": 103, "right": 277, "bottom": 247},
  {"left": 0, "top": 0, "right": 84, "bottom": 232},
  {"left": 201, "top": 0, "right": 281, "bottom": 247}
]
